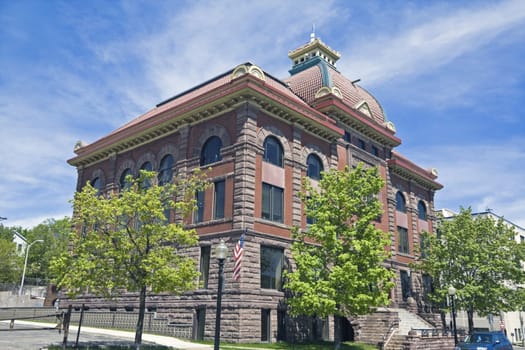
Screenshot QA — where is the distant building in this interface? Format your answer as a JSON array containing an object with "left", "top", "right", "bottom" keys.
[
  {"left": 442, "top": 209, "right": 525, "bottom": 343},
  {"left": 67, "top": 34, "right": 443, "bottom": 344},
  {"left": 13, "top": 231, "right": 27, "bottom": 256}
]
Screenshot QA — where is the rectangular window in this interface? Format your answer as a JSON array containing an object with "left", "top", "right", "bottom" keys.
[
  {"left": 343, "top": 131, "right": 351, "bottom": 142},
  {"left": 199, "top": 246, "right": 210, "bottom": 289},
  {"left": 398, "top": 226, "right": 409, "bottom": 254},
  {"left": 358, "top": 139, "right": 366, "bottom": 150},
  {"left": 213, "top": 180, "right": 225, "bottom": 219},
  {"left": 260, "top": 246, "right": 284, "bottom": 290},
  {"left": 372, "top": 145, "right": 379, "bottom": 157},
  {"left": 194, "top": 190, "right": 205, "bottom": 223},
  {"left": 262, "top": 183, "right": 283, "bottom": 223},
  {"left": 419, "top": 234, "right": 428, "bottom": 258}
]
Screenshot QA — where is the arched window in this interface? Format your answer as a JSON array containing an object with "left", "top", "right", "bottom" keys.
[
  {"left": 396, "top": 191, "right": 406, "bottom": 212},
  {"left": 140, "top": 161, "right": 153, "bottom": 189},
  {"left": 140, "top": 161, "right": 153, "bottom": 171},
  {"left": 119, "top": 168, "right": 132, "bottom": 191},
  {"left": 200, "top": 136, "right": 222, "bottom": 166},
  {"left": 418, "top": 201, "right": 427, "bottom": 220},
  {"left": 158, "top": 154, "right": 174, "bottom": 185},
  {"left": 263, "top": 136, "right": 283, "bottom": 167},
  {"left": 90, "top": 177, "right": 102, "bottom": 195},
  {"left": 306, "top": 154, "right": 323, "bottom": 180}
]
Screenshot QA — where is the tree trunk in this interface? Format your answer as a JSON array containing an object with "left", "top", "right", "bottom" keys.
[
  {"left": 467, "top": 306, "right": 474, "bottom": 334},
  {"left": 135, "top": 285, "right": 147, "bottom": 348},
  {"left": 334, "top": 315, "right": 341, "bottom": 350}
]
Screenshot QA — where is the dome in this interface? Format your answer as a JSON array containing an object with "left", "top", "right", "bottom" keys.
[{"left": 284, "top": 37, "right": 386, "bottom": 125}]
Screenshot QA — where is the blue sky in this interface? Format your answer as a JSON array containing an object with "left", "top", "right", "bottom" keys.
[{"left": 1, "top": 0, "right": 525, "bottom": 228}]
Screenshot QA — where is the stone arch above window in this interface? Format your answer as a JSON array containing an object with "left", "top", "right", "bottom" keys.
[
  {"left": 158, "top": 144, "right": 178, "bottom": 165},
  {"left": 418, "top": 200, "right": 427, "bottom": 220},
  {"left": 301, "top": 145, "right": 329, "bottom": 173},
  {"left": 194, "top": 124, "right": 230, "bottom": 159},
  {"left": 396, "top": 191, "right": 407, "bottom": 213},
  {"left": 137, "top": 153, "right": 156, "bottom": 172},
  {"left": 306, "top": 153, "right": 324, "bottom": 180},
  {"left": 263, "top": 136, "right": 285, "bottom": 167},
  {"left": 256, "top": 126, "right": 292, "bottom": 163},
  {"left": 200, "top": 136, "right": 223, "bottom": 166},
  {"left": 89, "top": 168, "right": 105, "bottom": 190}
]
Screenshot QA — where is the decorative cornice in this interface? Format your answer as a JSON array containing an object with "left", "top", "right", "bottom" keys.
[
  {"left": 68, "top": 72, "right": 343, "bottom": 168},
  {"left": 388, "top": 154, "right": 443, "bottom": 190},
  {"left": 313, "top": 94, "right": 401, "bottom": 148}
]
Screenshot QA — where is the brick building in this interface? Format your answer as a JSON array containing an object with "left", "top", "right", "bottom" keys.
[{"left": 67, "top": 35, "right": 443, "bottom": 344}]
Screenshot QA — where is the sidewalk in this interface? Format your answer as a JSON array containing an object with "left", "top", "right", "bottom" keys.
[{"left": 2, "top": 320, "right": 212, "bottom": 349}]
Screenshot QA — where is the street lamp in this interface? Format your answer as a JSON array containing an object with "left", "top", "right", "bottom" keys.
[
  {"left": 19, "top": 239, "right": 44, "bottom": 297},
  {"left": 448, "top": 286, "right": 458, "bottom": 345},
  {"left": 214, "top": 239, "right": 228, "bottom": 350}
]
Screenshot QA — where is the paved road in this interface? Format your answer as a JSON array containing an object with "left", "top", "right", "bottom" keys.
[{"left": 0, "top": 320, "right": 211, "bottom": 350}]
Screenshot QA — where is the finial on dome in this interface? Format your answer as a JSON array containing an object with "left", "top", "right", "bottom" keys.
[{"left": 310, "top": 24, "right": 316, "bottom": 42}]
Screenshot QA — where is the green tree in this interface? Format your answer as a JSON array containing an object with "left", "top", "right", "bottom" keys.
[
  {"left": 0, "top": 238, "right": 22, "bottom": 284},
  {"left": 285, "top": 164, "right": 394, "bottom": 349},
  {"left": 416, "top": 207, "right": 525, "bottom": 333},
  {"left": 0, "top": 225, "right": 26, "bottom": 286},
  {"left": 51, "top": 170, "right": 207, "bottom": 347},
  {"left": 23, "top": 217, "right": 71, "bottom": 284}
]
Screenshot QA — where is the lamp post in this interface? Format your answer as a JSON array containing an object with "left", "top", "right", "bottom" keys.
[
  {"left": 19, "top": 239, "right": 44, "bottom": 297},
  {"left": 214, "top": 239, "right": 228, "bottom": 350},
  {"left": 448, "top": 286, "right": 458, "bottom": 345}
]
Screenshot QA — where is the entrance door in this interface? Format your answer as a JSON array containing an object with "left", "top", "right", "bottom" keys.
[
  {"left": 261, "top": 309, "right": 271, "bottom": 342},
  {"left": 194, "top": 307, "right": 206, "bottom": 340},
  {"left": 400, "top": 270, "right": 412, "bottom": 301}
]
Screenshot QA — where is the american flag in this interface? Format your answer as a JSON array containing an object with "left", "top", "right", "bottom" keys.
[{"left": 233, "top": 229, "right": 245, "bottom": 281}]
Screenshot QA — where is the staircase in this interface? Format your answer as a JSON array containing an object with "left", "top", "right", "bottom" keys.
[
  {"left": 391, "top": 307, "right": 433, "bottom": 335},
  {"left": 380, "top": 308, "right": 435, "bottom": 350}
]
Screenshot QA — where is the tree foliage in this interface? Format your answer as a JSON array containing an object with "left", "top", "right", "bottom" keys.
[
  {"left": 0, "top": 237, "right": 21, "bottom": 284},
  {"left": 416, "top": 207, "right": 525, "bottom": 332},
  {"left": 285, "top": 164, "right": 394, "bottom": 320},
  {"left": 24, "top": 217, "right": 71, "bottom": 283},
  {"left": 50, "top": 170, "right": 207, "bottom": 346}
]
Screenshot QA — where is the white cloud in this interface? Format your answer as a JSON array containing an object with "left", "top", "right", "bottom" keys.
[
  {"left": 344, "top": 0, "right": 525, "bottom": 86},
  {"left": 407, "top": 139, "right": 525, "bottom": 228}
]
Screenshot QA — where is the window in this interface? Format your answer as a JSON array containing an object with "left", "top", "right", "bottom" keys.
[
  {"left": 343, "top": 131, "right": 351, "bottom": 142},
  {"left": 263, "top": 136, "right": 283, "bottom": 167},
  {"left": 372, "top": 145, "right": 379, "bottom": 157},
  {"left": 262, "top": 183, "right": 283, "bottom": 222},
  {"left": 199, "top": 246, "right": 210, "bottom": 289},
  {"left": 306, "top": 154, "right": 323, "bottom": 180},
  {"left": 306, "top": 196, "right": 318, "bottom": 225},
  {"left": 398, "top": 226, "right": 409, "bottom": 254},
  {"left": 140, "top": 161, "right": 153, "bottom": 189},
  {"left": 260, "top": 246, "right": 283, "bottom": 289},
  {"left": 200, "top": 136, "right": 222, "bottom": 166},
  {"left": 194, "top": 190, "right": 205, "bottom": 223},
  {"left": 158, "top": 154, "right": 174, "bottom": 185},
  {"left": 214, "top": 180, "right": 225, "bottom": 219},
  {"left": 358, "top": 139, "right": 366, "bottom": 150},
  {"left": 418, "top": 201, "right": 427, "bottom": 220},
  {"left": 420, "top": 234, "right": 428, "bottom": 258},
  {"left": 119, "top": 168, "right": 133, "bottom": 191},
  {"left": 90, "top": 177, "right": 102, "bottom": 195},
  {"left": 396, "top": 191, "right": 406, "bottom": 212}
]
